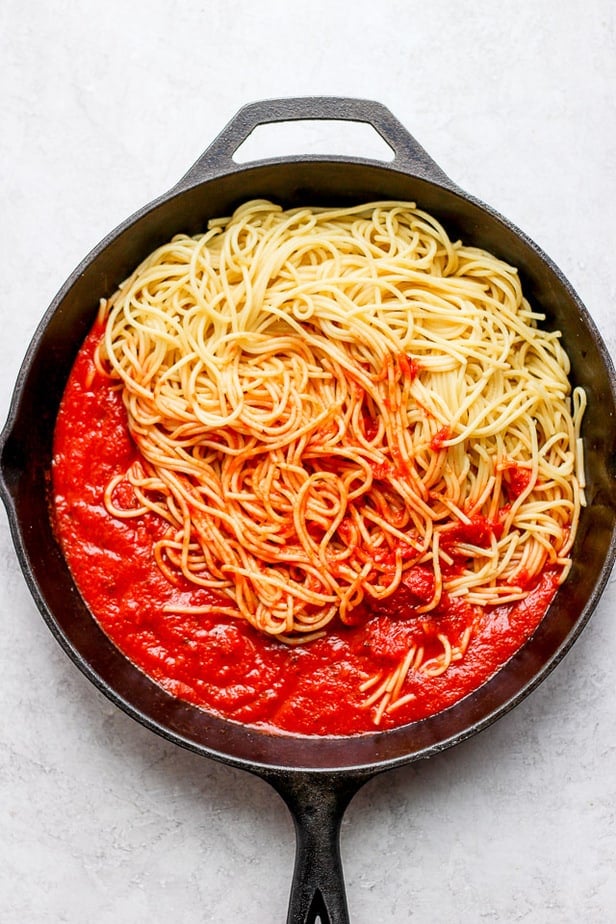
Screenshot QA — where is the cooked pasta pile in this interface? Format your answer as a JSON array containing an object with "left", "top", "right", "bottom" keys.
[{"left": 94, "top": 199, "right": 585, "bottom": 718}]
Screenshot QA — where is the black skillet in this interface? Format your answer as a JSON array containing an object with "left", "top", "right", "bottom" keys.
[{"left": 1, "top": 97, "right": 615, "bottom": 924}]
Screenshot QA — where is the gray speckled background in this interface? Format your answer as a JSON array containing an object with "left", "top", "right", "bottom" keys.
[{"left": 1, "top": 2, "right": 614, "bottom": 921}]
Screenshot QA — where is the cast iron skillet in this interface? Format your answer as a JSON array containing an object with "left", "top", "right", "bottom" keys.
[{"left": 1, "top": 97, "right": 615, "bottom": 923}]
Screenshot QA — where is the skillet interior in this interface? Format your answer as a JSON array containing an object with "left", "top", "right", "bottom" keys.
[{"left": 2, "top": 157, "right": 615, "bottom": 775}]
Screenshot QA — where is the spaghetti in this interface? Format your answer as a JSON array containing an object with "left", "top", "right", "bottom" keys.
[{"left": 92, "top": 199, "right": 585, "bottom": 723}]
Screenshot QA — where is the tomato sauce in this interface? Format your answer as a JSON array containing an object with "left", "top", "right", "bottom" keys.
[{"left": 51, "top": 323, "right": 559, "bottom": 736}]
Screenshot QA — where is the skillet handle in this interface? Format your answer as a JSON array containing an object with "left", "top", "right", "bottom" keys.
[
  {"left": 263, "top": 770, "right": 368, "bottom": 924},
  {"left": 175, "top": 96, "right": 453, "bottom": 189}
]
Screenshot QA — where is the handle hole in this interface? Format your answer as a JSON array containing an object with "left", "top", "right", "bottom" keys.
[{"left": 232, "top": 119, "right": 396, "bottom": 164}]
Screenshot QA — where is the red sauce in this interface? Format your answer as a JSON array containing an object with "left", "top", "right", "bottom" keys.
[
  {"left": 430, "top": 426, "right": 451, "bottom": 451},
  {"left": 503, "top": 463, "right": 533, "bottom": 499},
  {"left": 51, "top": 323, "right": 559, "bottom": 736}
]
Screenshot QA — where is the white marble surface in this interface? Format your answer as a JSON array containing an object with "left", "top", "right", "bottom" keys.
[{"left": 1, "top": 2, "right": 615, "bottom": 922}]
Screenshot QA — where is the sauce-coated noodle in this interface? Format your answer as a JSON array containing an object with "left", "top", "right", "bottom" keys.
[{"left": 83, "top": 199, "right": 584, "bottom": 724}]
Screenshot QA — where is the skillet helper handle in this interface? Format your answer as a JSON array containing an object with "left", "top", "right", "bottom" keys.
[
  {"left": 176, "top": 96, "right": 454, "bottom": 188},
  {"left": 265, "top": 772, "right": 364, "bottom": 924}
]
